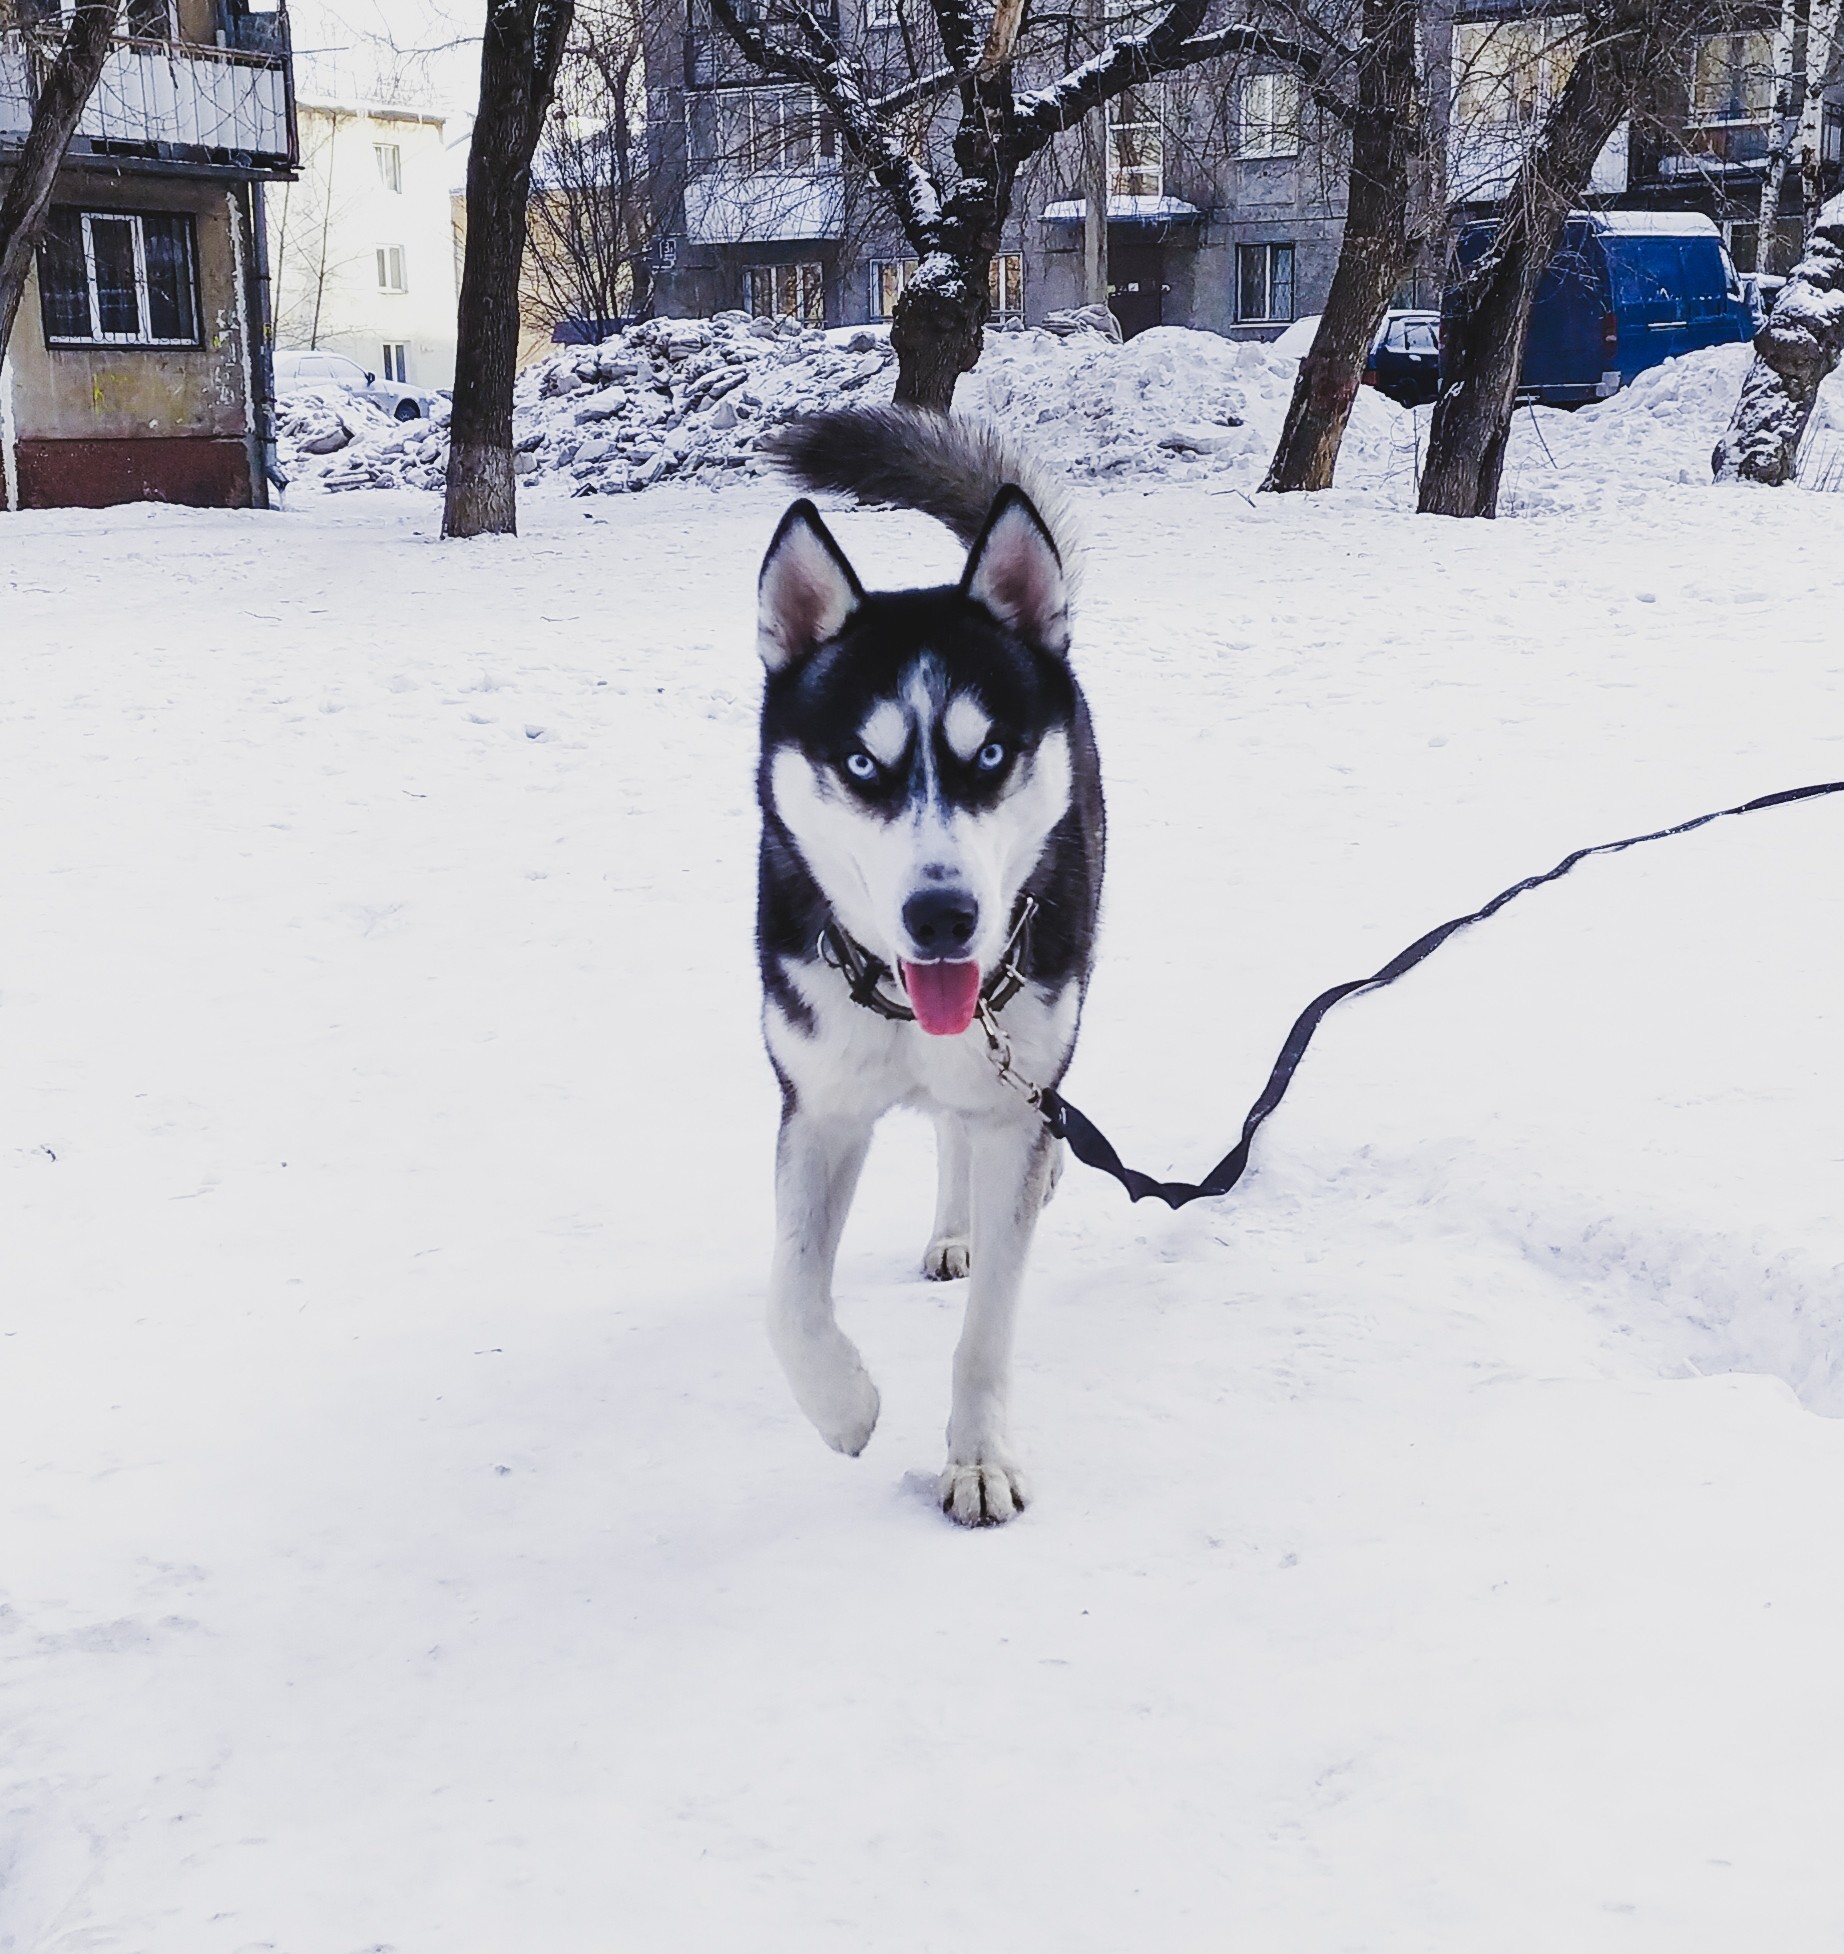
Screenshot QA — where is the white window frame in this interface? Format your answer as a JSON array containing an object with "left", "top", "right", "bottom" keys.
[
  {"left": 1239, "top": 72, "right": 1300, "bottom": 160},
  {"left": 376, "top": 244, "right": 408, "bottom": 293},
  {"left": 67, "top": 210, "right": 196, "bottom": 346},
  {"left": 989, "top": 251, "right": 1023, "bottom": 317},
  {"left": 375, "top": 141, "right": 404, "bottom": 193},
  {"left": 382, "top": 341, "right": 410, "bottom": 382},
  {"left": 1106, "top": 85, "right": 1164, "bottom": 197},
  {"left": 865, "top": 0, "right": 901, "bottom": 25},
  {"left": 872, "top": 257, "right": 918, "bottom": 318}
]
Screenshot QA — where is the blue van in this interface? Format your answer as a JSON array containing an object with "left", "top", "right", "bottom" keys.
[{"left": 1442, "top": 211, "right": 1755, "bottom": 405}]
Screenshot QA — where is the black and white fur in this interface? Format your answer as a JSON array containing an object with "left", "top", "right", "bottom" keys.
[{"left": 754, "top": 407, "right": 1104, "bottom": 1526}]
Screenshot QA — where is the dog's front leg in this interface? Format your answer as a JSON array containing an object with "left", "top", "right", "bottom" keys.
[
  {"left": 768, "top": 1107, "right": 881, "bottom": 1457},
  {"left": 922, "top": 1112, "right": 972, "bottom": 1280},
  {"left": 940, "top": 1113, "right": 1058, "bottom": 1526}
]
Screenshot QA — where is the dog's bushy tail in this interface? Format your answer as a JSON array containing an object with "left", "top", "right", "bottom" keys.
[{"left": 762, "top": 405, "right": 1074, "bottom": 564}]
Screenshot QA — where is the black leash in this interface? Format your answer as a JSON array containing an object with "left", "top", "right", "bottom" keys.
[{"left": 1037, "top": 778, "right": 1844, "bottom": 1209}]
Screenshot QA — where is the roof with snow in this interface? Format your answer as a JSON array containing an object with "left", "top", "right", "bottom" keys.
[{"left": 1577, "top": 210, "right": 1722, "bottom": 238}]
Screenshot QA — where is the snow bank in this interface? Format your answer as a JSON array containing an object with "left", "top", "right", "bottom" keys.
[
  {"left": 275, "top": 312, "right": 1422, "bottom": 502},
  {"left": 274, "top": 314, "right": 1844, "bottom": 513}
]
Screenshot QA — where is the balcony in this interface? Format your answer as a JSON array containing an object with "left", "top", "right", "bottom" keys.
[
  {"left": 0, "top": 30, "right": 294, "bottom": 172},
  {"left": 684, "top": 169, "right": 845, "bottom": 243}
]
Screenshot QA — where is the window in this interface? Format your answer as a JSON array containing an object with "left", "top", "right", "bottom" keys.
[
  {"left": 688, "top": 88, "right": 838, "bottom": 171},
  {"left": 1239, "top": 72, "right": 1300, "bottom": 159},
  {"left": 1107, "top": 86, "right": 1163, "bottom": 197},
  {"left": 123, "top": 0, "right": 173, "bottom": 37},
  {"left": 1237, "top": 241, "right": 1294, "bottom": 322},
  {"left": 37, "top": 207, "right": 200, "bottom": 346},
  {"left": 1690, "top": 32, "right": 1775, "bottom": 125},
  {"left": 376, "top": 245, "right": 408, "bottom": 292},
  {"left": 1452, "top": 18, "right": 1582, "bottom": 132},
  {"left": 989, "top": 251, "right": 1023, "bottom": 317},
  {"left": 744, "top": 262, "right": 824, "bottom": 325},
  {"left": 865, "top": 0, "right": 901, "bottom": 24},
  {"left": 382, "top": 342, "right": 410, "bottom": 382},
  {"left": 873, "top": 257, "right": 917, "bottom": 317},
  {"left": 375, "top": 142, "right": 403, "bottom": 192},
  {"left": 1826, "top": 105, "right": 1844, "bottom": 165}
]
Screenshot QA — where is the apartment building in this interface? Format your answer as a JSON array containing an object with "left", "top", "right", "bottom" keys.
[
  {"left": 643, "top": 0, "right": 1844, "bottom": 342},
  {"left": 0, "top": 0, "right": 295, "bottom": 509},
  {"left": 270, "top": 97, "right": 458, "bottom": 390}
]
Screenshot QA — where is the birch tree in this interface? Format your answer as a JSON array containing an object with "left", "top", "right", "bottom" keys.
[
  {"left": 1712, "top": 191, "right": 1844, "bottom": 482},
  {"left": 1753, "top": 0, "right": 1801, "bottom": 273},
  {"left": 707, "top": 0, "right": 1327, "bottom": 411},
  {"left": 445, "top": 0, "right": 577, "bottom": 539},
  {"left": 0, "top": 0, "right": 123, "bottom": 375}
]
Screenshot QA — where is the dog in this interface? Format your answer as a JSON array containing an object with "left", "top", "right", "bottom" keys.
[{"left": 752, "top": 407, "right": 1104, "bottom": 1525}]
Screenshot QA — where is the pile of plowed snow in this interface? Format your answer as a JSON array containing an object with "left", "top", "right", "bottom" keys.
[
  {"left": 275, "top": 315, "right": 1844, "bottom": 510},
  {"left": 1499, "top": 342, "right": 1844, "bottom": 511},
  {"left": 276, "top": 311, "right": 1422, "bottom": 502}
]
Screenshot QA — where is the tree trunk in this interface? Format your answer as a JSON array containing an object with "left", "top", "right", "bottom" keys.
[
  {"left": 443, "top": 0, "right": 574, "bottom": 539},
  {"left": 1419, "top": 0, "right": 1677, "bottom": 519},
  {"left": 1754, "top": 0, "right": 1801, "bottom": 274},
  {"left": 889, "top": 73, "right": 1013, "bottom": 414},
  {"left": 0, "top": 0, "right": 124, "bottom": 372},
  {"left": 1795, "top": 0, "right": 1843, "bottom": 224},
  {"left": 890, "top": 259, "right": 990, "bottom": 412},
  {"left": 1712, "top": 192, "right": 1844, "bottom": 483},
  {"left": 1263, "top": 0, "right": 1419, "bottom": 493}
]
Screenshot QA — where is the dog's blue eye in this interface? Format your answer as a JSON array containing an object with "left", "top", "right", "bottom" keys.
[
  {"left": 976, "top": 742, "right": 1007, "bottom": 771},
  {"left": 844, "top": 751, "right": 878, "bottom": 782}
]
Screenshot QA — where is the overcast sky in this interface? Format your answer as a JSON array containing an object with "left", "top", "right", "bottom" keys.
[{"left": 288, "top": 0, "right": 484, "bottom": 137}]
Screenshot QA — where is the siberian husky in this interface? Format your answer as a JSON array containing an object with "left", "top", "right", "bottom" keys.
[{"left": 753, "top": 407, "right": 1104, "bottom": 1526}]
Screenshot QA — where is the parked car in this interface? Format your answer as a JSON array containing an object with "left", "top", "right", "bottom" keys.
[
  {"left": 272, "top": 349, "right": 438, "bottom": 422},
  {"left": 1270, "top": 309, "right": 1442, "bottom": 406},
  {"left": 1442, "top": 211, "right": 1754, "bottom": 407},
  {"left": 1365, "top": 310, "right": 1441, "bottom": 405}
]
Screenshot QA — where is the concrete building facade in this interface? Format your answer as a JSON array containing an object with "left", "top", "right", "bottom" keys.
[{"left": 1, "top": 0, "right": 294, "bottom": 509}]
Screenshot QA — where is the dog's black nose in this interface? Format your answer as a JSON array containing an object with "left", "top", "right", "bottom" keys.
[{"left": 903, "top": 887, "right": 978, "bottom": 956}]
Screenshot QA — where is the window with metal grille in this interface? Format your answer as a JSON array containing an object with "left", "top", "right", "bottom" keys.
[
  {"left": 37, "top": 207, "right": 200, "bottom": 347},
  {"left": 1236, "top": 241, "right": 1294, "bottom": 322},
  {"left": 376, "top": 245, "right": 408, "bottom": 292},
  {"left": 743, "top": 262, "right": 824, "bottom": 326}
]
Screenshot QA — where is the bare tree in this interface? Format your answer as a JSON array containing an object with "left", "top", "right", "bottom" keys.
[
  {"left": 1262, "top": 0, "right": 1424, "bottom": 493},
  {"left": 707, "top": 0, "right": 1326, "bottom": 411},
  {"left": 1712, "top": 191, "right": 1844, "bottom": 481},
  {"left": 445, "top": 0, "right": 576, "bottom": 538},
  {"left": 1418, "top": 0, "right": 1705, "bottom": 518},
  {"left": 0, "top": 0, "right": 123, "bottom": 374},
  {"left": 525, "top": 0, "right": 659, "bottom": 336},
  {"left": 1754, "top": 0, "right": 1802, "bottom": 272}
]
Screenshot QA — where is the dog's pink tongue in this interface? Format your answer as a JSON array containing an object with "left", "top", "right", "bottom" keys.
[{"left": 901, "top": 960, "right": 983, "bottom": 1036}]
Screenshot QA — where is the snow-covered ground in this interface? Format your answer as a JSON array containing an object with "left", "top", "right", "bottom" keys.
[{"left": 4, "top": 474, "right": 1843, "bottom": 1951}]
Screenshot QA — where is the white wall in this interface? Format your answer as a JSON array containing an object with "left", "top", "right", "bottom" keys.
[{"left": 270, "top": 100, "right": 460, "bottom": 389}]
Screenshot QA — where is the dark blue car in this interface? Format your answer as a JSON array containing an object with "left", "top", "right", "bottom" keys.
[{"left": 1443, "top": 212, "right": 1755, "bottom": 406}]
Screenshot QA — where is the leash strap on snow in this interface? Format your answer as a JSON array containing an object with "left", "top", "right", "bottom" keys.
[{"left": 1040, "top": 778, "right": 1844, "bottom": 1210}]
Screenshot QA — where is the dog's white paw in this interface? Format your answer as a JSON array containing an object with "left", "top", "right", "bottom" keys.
[
  {"left": 922, "top": 1235, "right": 971, "bottom": 1281},
  {"left": 939, "top": 1457, "right": 1031, "bottom": 1527},
  {"left": 774, "top": 1329, "right": 881, "bottom": 1456}
]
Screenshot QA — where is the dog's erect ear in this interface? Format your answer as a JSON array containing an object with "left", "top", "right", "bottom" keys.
[
  {"left": 962, "top": 485, "right": 1069, "bottom": 657},
  {"left": 758, "top": 499, "right": 863, "bottom": 671}
]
